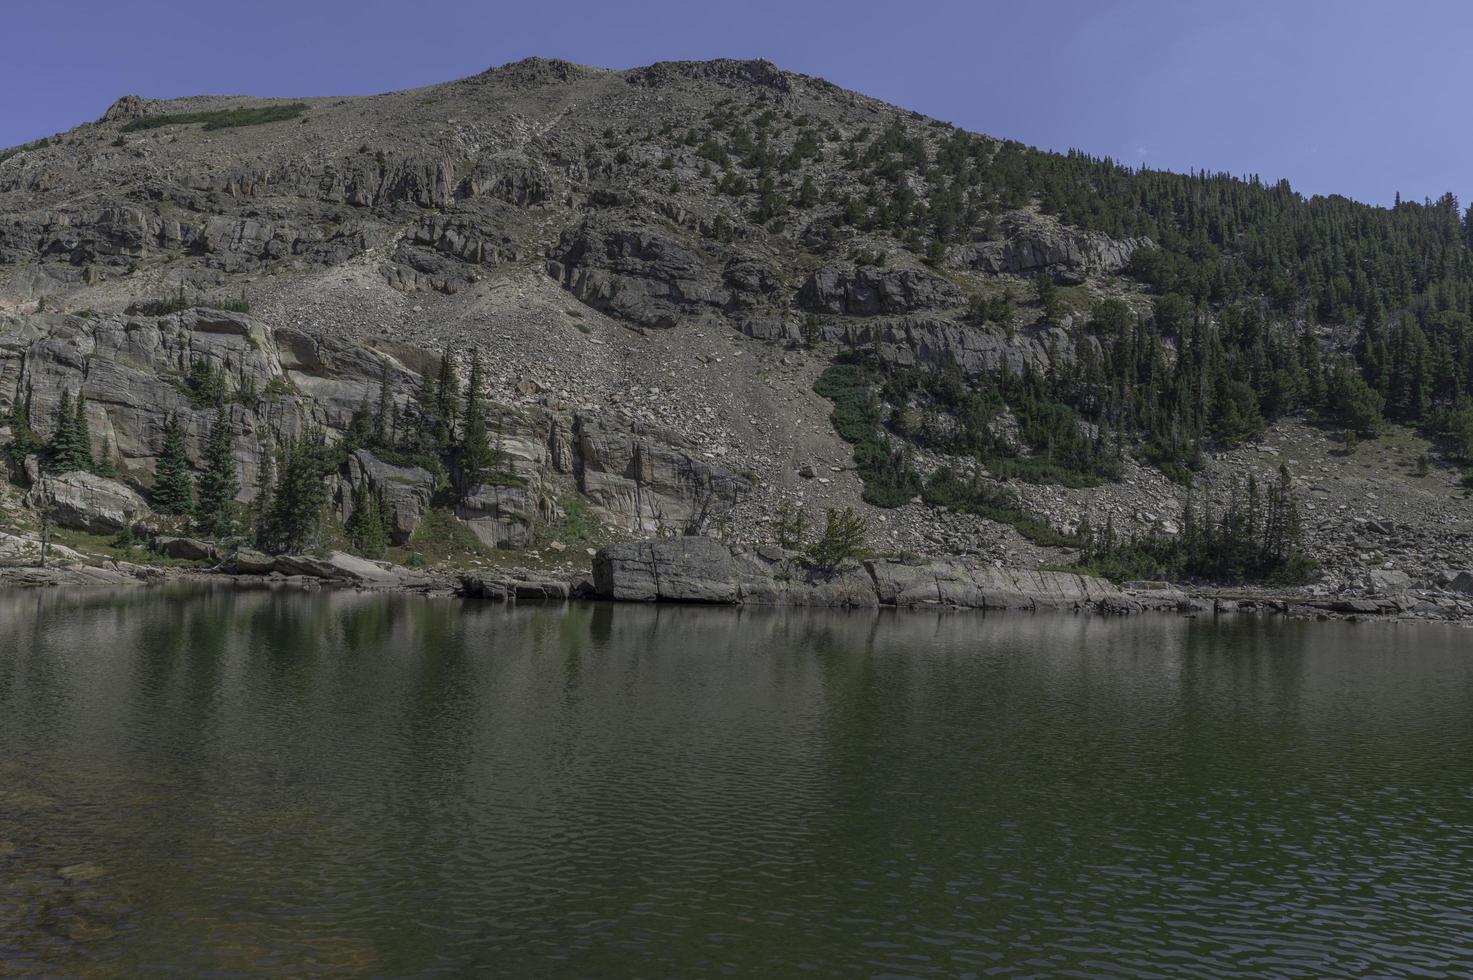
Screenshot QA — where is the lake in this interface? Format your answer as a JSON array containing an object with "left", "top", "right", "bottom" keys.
[{"left": 1, "top": 587, "right": 1471, "bottom": 976}]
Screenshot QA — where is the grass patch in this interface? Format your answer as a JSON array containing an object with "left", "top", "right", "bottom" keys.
[
  {"left": 385, "top": 507, "right": 494, "bottom": 569},
  {"left": 45, "top": 527, "right": 205, "bottom": 568},
  {"left": 122, "top": 103, "right": 309, "bottom": 133},
  {"left": 537, "top": 494, "right": 619, "bottom": 553}
]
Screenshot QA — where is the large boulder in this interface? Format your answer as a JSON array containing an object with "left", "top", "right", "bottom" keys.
[
  {"left": 226, "top": 549, "right": 275, "bottom": 575},
  {"left": 153, "top": 536, "right": 217, "bottom": 561},
  {"left": 1445, "top": 571, "right": 1473, "bottom": 595},
  {"left": 26, "top": 470, "right": 150, "bottom": 532},
  {"left": 273, "top": 551, "right": 404, "bottom": 585},
  {"left": 594, "top": 536, "right": 751, "bottom": 603},
  {"left": 865, "top": 558, "right": 1129, "bottom": 612},
  {"left": 1365, "top": 569, "right": 1413, "bottom": 594}
]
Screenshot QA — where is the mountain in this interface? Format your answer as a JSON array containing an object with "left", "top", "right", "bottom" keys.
[{"left": 0, "top": 57, "right": 1469, "bottom": 587}]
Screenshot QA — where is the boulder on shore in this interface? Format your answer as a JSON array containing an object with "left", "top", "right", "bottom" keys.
[
  {"left": 25, "top": 471, "right": 150, "bottom": 533},
  {"left": 273, "top": 551, "right": 400, "bottom": 584},
  {"left": 1364, "top": 569, "right": 1413, "bottom": 594},
  {"left": 153, "top": 536, "right": 217, "bottom": 561}
]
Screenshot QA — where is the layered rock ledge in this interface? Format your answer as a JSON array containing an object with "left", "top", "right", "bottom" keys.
[{"left": 590, "top": 536, "right": 1144, "bottom": 614}]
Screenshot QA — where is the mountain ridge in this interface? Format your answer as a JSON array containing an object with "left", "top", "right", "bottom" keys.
[{"left": 0, "top": 56, "right": 1469, "bottom": 594}]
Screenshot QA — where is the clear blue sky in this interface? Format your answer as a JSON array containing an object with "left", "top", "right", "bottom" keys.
[{"left": 2, "top": 0, "right": 1465, "bottom": 208}]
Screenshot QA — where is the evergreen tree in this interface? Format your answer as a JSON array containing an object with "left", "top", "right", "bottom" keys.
[
  {"left": 458, "top": 350, "right": 495, "bottom": 498},
  {"left": 345, "top": 482, "right": 390, "bottom": 558},
  {"left": 152, "top": 413, "right": 194, "bottom": 515},
  {"left": 195, "top": 406, "right": 239, "bottom": 537},
  {"left": 72, "top": 392, "right": 94, "bottom": 472},
  {"left": 805, "top": 506, "right": 867, "bottom": 570},
  {"left": 432, "top": 351, "right": 460, "bottom": 450},
  {"left": 260, "top": 425, "right": 330, "bottom": 554},
  {"left": 373, "top": 360, "right": 391, "bottom": 447},
  {"left": 92, "top": 436, "right": 117, "bottom": 478},
  {"left": 252, "top": 435, "right": 276, "bottom": 549},
  {"left": 48, "top": 390, "right": 86, "bottom": 472},
  {"left": 5, "top": 381, "right": 37, "bottom": 470}
]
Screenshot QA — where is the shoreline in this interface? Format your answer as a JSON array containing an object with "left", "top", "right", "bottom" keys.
[{"left": 4, "top": 536, "right": 1472, "bottom": 627}]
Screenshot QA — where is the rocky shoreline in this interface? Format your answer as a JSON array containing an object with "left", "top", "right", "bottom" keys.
[{"left": 7, "top": 534, "right": 1471, "bottom": 628}]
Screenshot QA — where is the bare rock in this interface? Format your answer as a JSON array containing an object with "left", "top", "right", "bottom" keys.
[
  {"left": 26, "top": 470, "right": 150, "bottom": 532},
  {"left": 796, "top": 262, "right": 959, "bottom": 316}
]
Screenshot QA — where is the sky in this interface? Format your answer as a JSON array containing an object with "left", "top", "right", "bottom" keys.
[{"left": 2, "top": 0, "right": 1467, "bottom": 208}]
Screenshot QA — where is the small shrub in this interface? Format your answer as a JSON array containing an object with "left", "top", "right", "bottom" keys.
[{"left": 805, "top": 507, "right": 866, "bottom": 570}]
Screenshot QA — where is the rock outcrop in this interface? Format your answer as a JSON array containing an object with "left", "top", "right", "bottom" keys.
[
  {"left": 796, "top": 262, "right": 960, "bottom": 317},
  {"left": 952, "top": 213, "right": 1149, "bottom": 284},
  {"left": 557, "top": 413, "right": 750, "bottom": 535},
  {"left": 552, "top": 221, "right": 730, "bottom": 329},
  {"left": 593, "top": 537, "right": 1135, "bottom": 613},
  {"left": 25, "top": 470, "right": 149, "bottom": 532},
  {"left": 340, "top": 449, "right": 434, "bottom": 545}
]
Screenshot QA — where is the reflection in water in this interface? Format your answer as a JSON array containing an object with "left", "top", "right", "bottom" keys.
[{"left": 1, "top": 586, "right": 1471, "bottom": 975}]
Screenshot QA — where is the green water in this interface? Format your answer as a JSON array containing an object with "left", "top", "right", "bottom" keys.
[{"left": 1, "top": 587, "right": 1471, "bottom": 977}]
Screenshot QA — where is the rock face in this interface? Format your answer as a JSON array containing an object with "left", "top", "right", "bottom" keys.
[
  {"left": 593, "top": 537, "right": 1134, "bottom": 613},
  {"left": 952, "top": 213, "right": 1150, "bottom": 284},
  {"left": 0, "top": 310, "right": 383, "bottom": 498},
  {"left": 452, "top": 414, "right": 559, "bottom": 548},
  {"left": 26, "top": 470, "right": 149, "bottom": 532},
  {"left": 558, "top": 413, "right": 750, "bottom": 534},
  {"left": 341, "top": 449, "right": 434, "bottom": 545},
  {"left": 796, "top": 262, "right": 960, "bottom": 316},
  {"left": 816, "top": 316, "right": 1070, "bottom": 377},
  {"left": 552, "top": 221, "right": 731, "bottom": 329}
]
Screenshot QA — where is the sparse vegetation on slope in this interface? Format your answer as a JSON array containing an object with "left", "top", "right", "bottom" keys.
[{"left": 121, "top": 102, "right": 309, "bottom": 132}]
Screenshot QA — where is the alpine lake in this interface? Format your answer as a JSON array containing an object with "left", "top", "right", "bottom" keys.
[{"left": 1, "top": 586, "right": 1470, "bottom": 976}]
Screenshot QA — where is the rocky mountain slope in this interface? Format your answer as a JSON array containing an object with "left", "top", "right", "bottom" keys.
[{"left": 0, "top": 57, "right": 1467, "bottom": 586}]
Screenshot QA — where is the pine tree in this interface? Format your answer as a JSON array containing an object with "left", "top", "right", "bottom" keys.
[
  {"left": 48, "top": 390, "right": 85, "bottom": 472},
  {"left": 5, "top": 381, "right": 36, "bottom": 469},
  {"left": 373, "top": 360, "right": 391, "bottom": 448},
  {"left": 93, "top": 436, "right": 117, "bottom": 478},
  {"left": 432, "top": 351, "right": 460, "bottom": 450},
  {"left": 261, "top": 425, "right": 330, "bottom": 554},
  {"left": 345, "top": 482, "right": 389, "bottom": 558},
  {"left": 72, "top": 392, "right": 94, "bottom": 472},
  {"left": 195, "top": 405, "right": 239, "bottom": 537},
  {"left": 152, "top": 413, "right": 194, "bottom": 515},
  {"left": 458, "top": 350, "right": 495, "bottom": 498},
  {"left": 252, "top": 435, "right": 276, "bottom": 549},
  {"left": 805, "top": 506, "right": 867, "bottom": 570}
]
